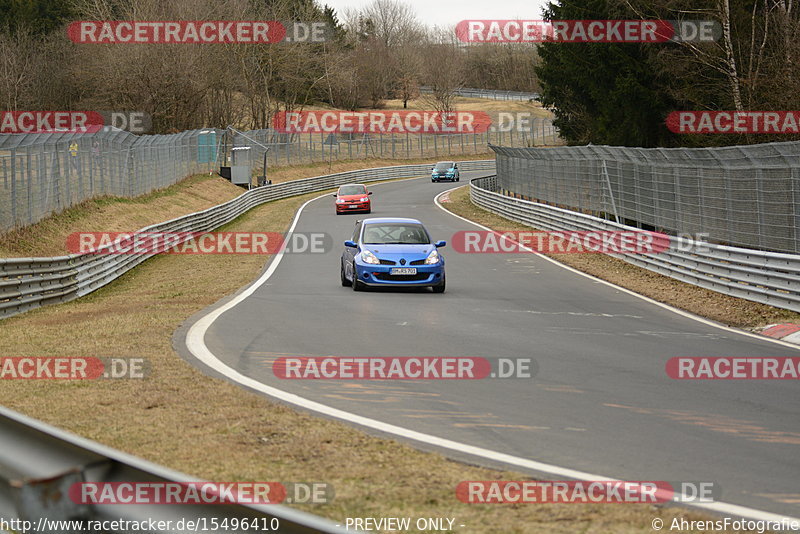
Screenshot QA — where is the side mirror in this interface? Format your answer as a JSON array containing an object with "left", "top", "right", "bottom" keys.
[
  {"left": 332, "top": 194, "right": 338, "bottom": 198},
  {"left": 434, "top": 240, "right": 446, "bottom": 248},
  {"left": 368, "top": 191, "right": 373, "bottom": 195},
  {"left": 344, "top": 240, "right": 358, "bottom": 248}
]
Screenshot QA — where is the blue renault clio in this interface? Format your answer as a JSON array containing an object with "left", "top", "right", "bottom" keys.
[{"left": 340, "top": 218, "right": 446, "bottom": 293}]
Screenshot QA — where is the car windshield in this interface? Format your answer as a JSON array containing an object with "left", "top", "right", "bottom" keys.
[
  {"left": 434, "top": 162, "right": 454, "bottom": 171},
  {"left": 362, "top": 224, "right": 430, "bottom": 245},
  {"left": 339, "top": 185, "right": 366, "bottom": 196}
]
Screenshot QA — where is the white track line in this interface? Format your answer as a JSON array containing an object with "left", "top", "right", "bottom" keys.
[
  {"left": 434, "top": 185, "right": 800, "bottom": 351},
  {"left": 184, "top": 179, "right": 800, "bottom": 525}
]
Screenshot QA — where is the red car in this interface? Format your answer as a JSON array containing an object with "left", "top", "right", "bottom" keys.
[{"left": 334, "top": 184, "right": 372, "bottom": 214}]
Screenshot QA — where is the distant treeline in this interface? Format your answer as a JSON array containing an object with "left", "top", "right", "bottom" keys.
[
  {"left": 0, "top": 0, "right": 538, "bottom": 134},
  {"left": 3, "top": 0, "right": 794, "bottom": 148}
]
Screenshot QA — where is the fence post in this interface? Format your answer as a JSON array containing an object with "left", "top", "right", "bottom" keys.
[
  {"left": 633, "top": 164, "right": 642, "bottom": 228},
  {"left": 10, "top": 148, "right": 17, "bottom": 226},
  {"left": 601, "top": 160, "right": 620, "bottom": 223},
  {"left": 672, "top": 167, "right": 682, "bottom": 233},
  {"left": 756, "top": 168, "right": 766, "bottom": 250},
  {"left": 26, "top": 150, "right": 33, "bottom": 224},
  {"left": 793, "top": 166, "right": 800, "bottom": 254}
]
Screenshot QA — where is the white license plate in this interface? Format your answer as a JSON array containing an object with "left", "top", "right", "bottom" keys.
[
  {"left": 348, "top": 205, "right": 359, "bottom": 208},
  {"left": 391, "top": 267, "right": 417, "bottom": 275}
]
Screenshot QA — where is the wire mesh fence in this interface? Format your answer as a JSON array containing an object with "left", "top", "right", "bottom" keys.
[
  {"left": 492, "top": 141, "right": 800, "bottom": 254},
  {"left": 0, "top": 120, "right": 557, "bottom": 232},
  {"left": 229, "top": 124, "right": 558, "bottom": 170},
  {"left": 0, "top": 128, "right": 220, "bottom": 231}
]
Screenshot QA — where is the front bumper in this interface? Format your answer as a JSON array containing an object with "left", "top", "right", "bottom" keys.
[
  {"left": 353, "top": 262, "right": 444, "bottom": 287},
  {"left": 336, "top": 201, "right": 370, "bottom": 213},
  {"left": 431, "top": 174, "right": 456, "bottom": 181}
]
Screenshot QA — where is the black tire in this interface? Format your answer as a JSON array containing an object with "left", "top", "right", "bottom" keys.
[
  {"left": 455, "top": 175, "right": 460, "bottom": 182},
  {"left": 365, "top": 209, "right": 371, "bottom": 214},
  {"left": 352, "top": 263, "right": 364, "bottom": 291},
  {"left": 341, "top": 260, "right": 351, "bottom": 286},
  {"left": 432, "top": 274, "right": 446, "bottom": 293}
]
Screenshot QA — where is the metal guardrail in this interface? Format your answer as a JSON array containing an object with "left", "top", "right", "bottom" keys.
[
  {"left": 0, "top": 405, "right": 350, "bottom": 534},
  {"left": 0, "top": 161, "right": 495, "bottom": 320},
  {"left": 470, "top": 176, "right": 800, "bottom": 313},
  {"left": 419, "top": 86, "right": 540, "bottom": 101}
]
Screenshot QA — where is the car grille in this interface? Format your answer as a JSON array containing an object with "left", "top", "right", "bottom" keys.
[
  {"left": 379, "top": 259, "right": 396, "bottom": 265},
  {"left": 374, "top": 273, "right": 429, "bottom": 282},
  {"left": 409, "top": 259, "right": 426, "bottom": 265}
]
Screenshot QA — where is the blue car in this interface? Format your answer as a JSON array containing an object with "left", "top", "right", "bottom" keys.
[
  {"left": 431, "top": 161, "right": 459, "bottom": 182},
  {"left": 340, "top": 218, "right": 446, "bottom": 293}
]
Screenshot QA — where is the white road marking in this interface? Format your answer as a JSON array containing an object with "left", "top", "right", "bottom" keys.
[{"left": 494, "top": 308, "right": 645, "bottom": 319}]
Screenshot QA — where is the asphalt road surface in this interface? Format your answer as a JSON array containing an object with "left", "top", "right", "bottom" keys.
[{"left": 181, "top": 171, "right": 800, "bottom": 518}]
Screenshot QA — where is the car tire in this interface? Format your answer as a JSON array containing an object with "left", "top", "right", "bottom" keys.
[
  {"left": 366, "top": 208, "right": 371, "bottom": 214},
  {"left": 352, "top": 262, "right": 364, "bottom": 291},
  {"left": 432, "top": 274, "right": 446, "bottom": 293},
  {"left": 456, "top": 175, "right": 460, "bottom": 182},
  {"left": 341, "top": 260, "right": 351, "bottom": 287}
]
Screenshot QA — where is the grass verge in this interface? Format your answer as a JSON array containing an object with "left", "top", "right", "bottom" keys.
[
  {"left": 0, "top": 178, "right": 744, "bottom": 533},
  {"left": 441, "top": 186, "right": 800, "bottom": 330}
]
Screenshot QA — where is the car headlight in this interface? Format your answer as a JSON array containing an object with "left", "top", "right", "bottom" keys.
[
  {"left": 361, "top": 250, "right": 380, "bottom": 264},
  {"left": 359, "top": 196, "right": 369, "bottom": 202},
  {"left": 424, "top": 249, "right": 440, "bottom": 265},
  {"left": 336, "top": 199, "right": 346, "bottom": 204}
]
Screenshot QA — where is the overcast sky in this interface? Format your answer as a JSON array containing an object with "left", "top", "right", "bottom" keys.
[{"left": 322, "top": 0, "right": 551, "bottom": 29}]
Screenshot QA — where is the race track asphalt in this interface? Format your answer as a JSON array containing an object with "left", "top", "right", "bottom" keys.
[{"left": 179, "top": 171, "right": 800, "bottom": 518}]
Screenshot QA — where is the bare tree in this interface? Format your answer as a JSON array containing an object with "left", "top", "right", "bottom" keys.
[
  {"left": 393, "top": 42, "right": 423, "bottom": 108},
  {"left": 353, "top": 0, "right": 423, "bottom": 48},
  {"left": 420, "top": 41, "right": 465, "bottom": 114},
  {"left": 624, "top": 0, "right": 800, "bottom": 113},
  {"left": 0, "top": 26, "right": 36, "bottom": 110}
]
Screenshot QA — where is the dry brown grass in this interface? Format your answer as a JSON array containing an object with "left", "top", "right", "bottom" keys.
[
  {"left": 442, "top": 186, "right": 800, "bottom": 330},
  {"left": 0, "top": 177, "right": 736, "bottom": 532},
  {"left": 301, "top": 96, "right": 550, "bottom": 116},
  {"left": 381, "top": 97, "right": 551, "bottom": 117}
]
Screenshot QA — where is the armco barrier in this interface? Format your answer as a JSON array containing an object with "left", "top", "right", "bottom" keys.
[
  {"left": 0, "top": 405, "right": 351, "bottom": 533},
  {"left": 419, "top": 86, "right": 540, "bottom": 101},
  {"left": 0, "top": 161, "right": 495, "bottom": 320},
  {"left": 470, "top": 175, "right": 800, "bottom": 312}
]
